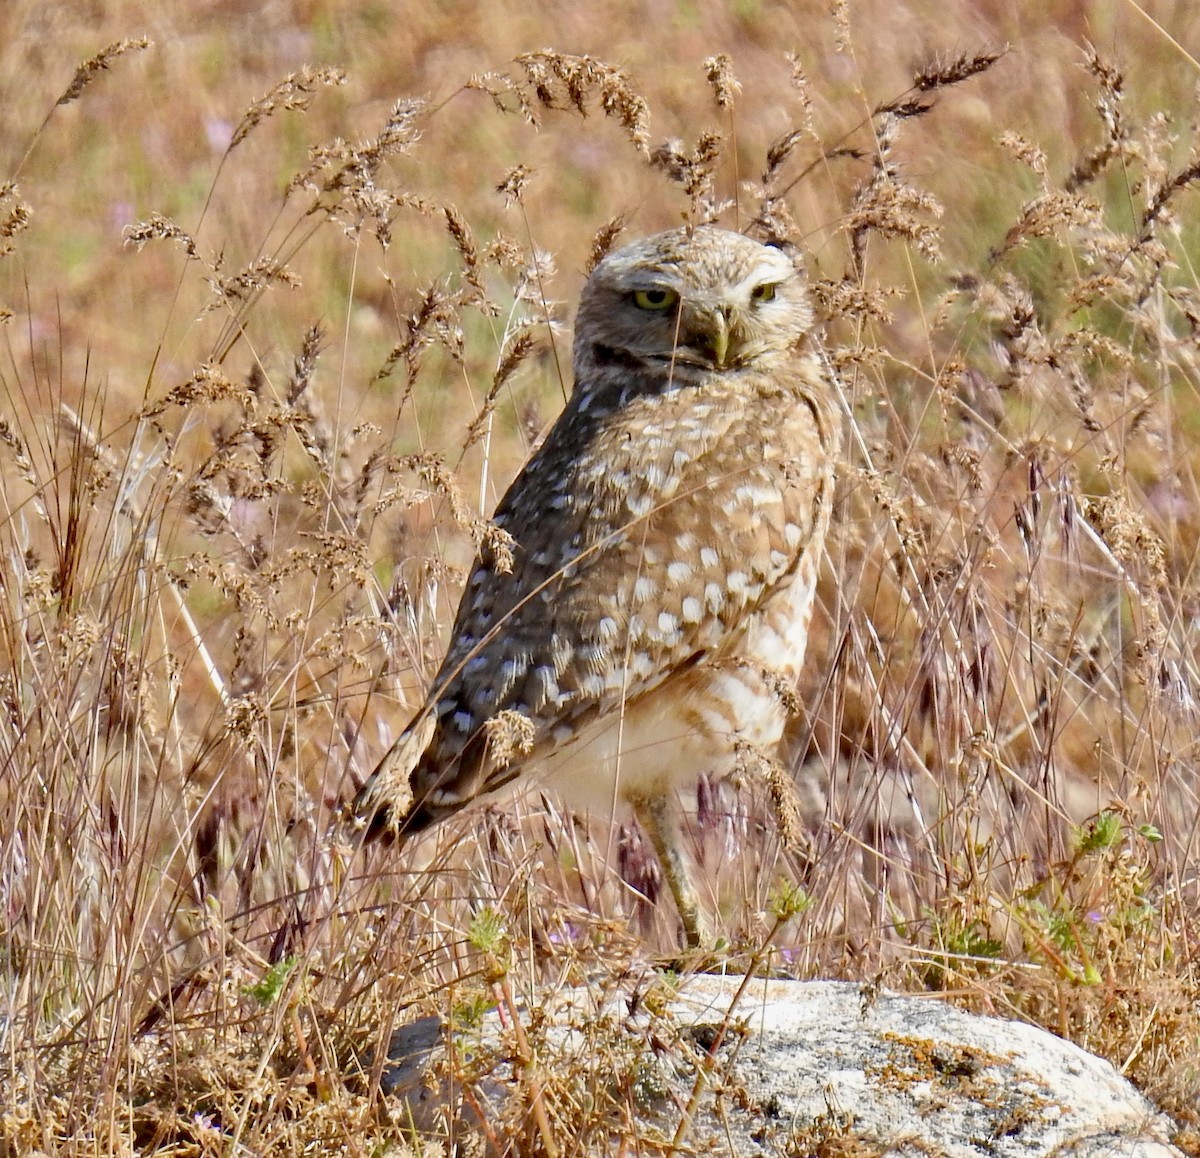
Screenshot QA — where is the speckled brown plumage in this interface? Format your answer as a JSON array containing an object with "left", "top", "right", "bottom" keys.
[{"left": 353, "top": 225, "right": 839, "bottom": 946}]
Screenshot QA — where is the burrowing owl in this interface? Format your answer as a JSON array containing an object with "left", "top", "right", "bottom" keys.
[{"left": 354, "top": 225, "right": 838, "bottom": 946}]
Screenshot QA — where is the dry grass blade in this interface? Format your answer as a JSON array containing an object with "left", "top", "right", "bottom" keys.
[
  {"left": 586, "top": 213, "right": 628, "bottom": 271},
  {"left": 230, "top": 65, "right": 347, "bottom": 150},
  {"left": 0, "top": 183, "right": 32, "bottom": 257},
  {"left": 55, "top": 36, "right": 151, "bottom": 106},
  {"left": 703, "top": 53, "right": 740, "bottom": 109},
  {"left": 910, "top": 46, "right": 1008, "bottom": 92},
  {"left": 3, "top": 5, "right": 1200, "bottom": 1152},
  {"left": 470, "top": 50, "right": 652, "bottom": 156}
]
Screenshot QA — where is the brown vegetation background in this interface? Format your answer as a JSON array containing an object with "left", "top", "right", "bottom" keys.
[{"left": 3, "top": 0, "right": 1200, "bottom": 1152}]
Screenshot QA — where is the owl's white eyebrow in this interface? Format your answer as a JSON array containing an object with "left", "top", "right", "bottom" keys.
[
  {"left": 732, "top": 265, "right": 791, "bottom": 296},
  {"left": 617, "top": 270, "right": 676, "bottom": 290}
]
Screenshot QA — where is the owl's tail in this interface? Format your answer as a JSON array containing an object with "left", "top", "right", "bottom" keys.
[{"left": 347, "top": 713, "right": 438, "bottom": 841}]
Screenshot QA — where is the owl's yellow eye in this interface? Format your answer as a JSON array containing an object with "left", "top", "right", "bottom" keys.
[
  {"left": 633, "top": 287, "right": 679, "bottom": 311},
  {"left": 751, "top": 282, "right": 778, "bottom": 303}
]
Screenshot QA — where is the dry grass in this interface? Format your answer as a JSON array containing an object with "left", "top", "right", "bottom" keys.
[{"left": 3, "top": 0, "right": 1200, "bottom": 1152}]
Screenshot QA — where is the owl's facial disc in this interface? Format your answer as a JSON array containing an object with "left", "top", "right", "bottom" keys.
[{"left": 576, "top": 226, "right": 812, "bottom": 378}]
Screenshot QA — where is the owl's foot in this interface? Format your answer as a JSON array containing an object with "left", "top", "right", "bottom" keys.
[{"left": 632, "top": 790, "right": 716, "bottom": 952}]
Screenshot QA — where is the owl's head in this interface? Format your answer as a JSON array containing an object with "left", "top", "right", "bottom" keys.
[{"left": 573, "top": 226, "right": 813, "bottom": 378}]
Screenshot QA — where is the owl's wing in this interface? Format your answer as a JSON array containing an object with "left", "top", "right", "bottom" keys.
[{"left": 353, "top": 363, "right": 836, "bottom": 829}]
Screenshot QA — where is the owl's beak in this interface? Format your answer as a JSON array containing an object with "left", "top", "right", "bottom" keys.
[{"left": 690, "top": 304, "right": 732, "bottom": 368}]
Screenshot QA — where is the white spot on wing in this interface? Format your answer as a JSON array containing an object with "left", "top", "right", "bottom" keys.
[
  {"left": 634, "top": 576, "right": 658, "bottom": 602},
  {"left": 531, "top": 665, "right": 560, "bottom": 705},
  {"left": 579, "top": 673, "right": 609, "bottom": 698},
  {"left": 497, "top": 658, "right": 526, "bottom": 697},
  {"left": 735, "top": 483, "right": 782, "bottom": 509},
  {"left": 577, "top": 643, "right": 608, "bottom": 673},
  {"left": 551, "top": 633, "right": 575, "bottom": 672}
]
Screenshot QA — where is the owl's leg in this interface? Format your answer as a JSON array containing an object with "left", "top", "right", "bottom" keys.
[{"left": 633, "top": 792, "right": 713, "bottom": 949}]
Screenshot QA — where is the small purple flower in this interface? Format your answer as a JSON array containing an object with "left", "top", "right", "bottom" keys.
[{"left": 205, "top": 117, "right": 233, "bottom": 153}]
